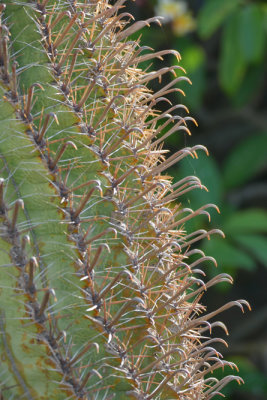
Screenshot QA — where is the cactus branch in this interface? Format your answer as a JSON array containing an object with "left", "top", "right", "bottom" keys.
[{"left": 0, "top": 1, "right": 249, "bottom": 398}]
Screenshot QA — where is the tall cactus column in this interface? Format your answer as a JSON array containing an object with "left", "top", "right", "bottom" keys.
[{"left": 0, "top": 1, "right": 249, "bottom": 399}]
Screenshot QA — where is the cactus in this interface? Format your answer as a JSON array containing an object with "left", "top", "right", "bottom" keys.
[{"left": 0, "top": 1, "right": 250, "bottom": 399}]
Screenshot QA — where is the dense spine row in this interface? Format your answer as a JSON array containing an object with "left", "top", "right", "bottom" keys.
[{"left": 0, "top": 1, "right": 249, "bottom": 399}]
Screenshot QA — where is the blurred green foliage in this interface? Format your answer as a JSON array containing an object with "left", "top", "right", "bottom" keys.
[
  {"left": 213, "top": 356, "right": 267, "bottom": 397},
  {"left": 129, "top": 0, "right": 267, "bottom": 398}
]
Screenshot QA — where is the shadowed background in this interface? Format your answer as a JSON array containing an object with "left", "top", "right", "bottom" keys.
[{"left": 121, "top": 0, "right": 267, "bottom": 398}]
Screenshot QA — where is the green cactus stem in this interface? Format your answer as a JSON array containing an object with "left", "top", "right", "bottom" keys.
[{"left": 0, "top": 1, "right": 250, "bottom": 399}]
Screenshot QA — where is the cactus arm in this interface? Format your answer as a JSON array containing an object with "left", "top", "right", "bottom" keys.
[{"left": 0, "top": 1, "right": 250, "bottom": 399}]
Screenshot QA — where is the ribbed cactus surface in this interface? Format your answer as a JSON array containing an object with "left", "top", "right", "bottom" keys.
[{"left": 0, "top": 1, "right": 249, "bottom": 399}]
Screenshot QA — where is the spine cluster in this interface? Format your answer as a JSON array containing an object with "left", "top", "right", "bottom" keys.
[{"left": 0, "top": 1, "right": 249, "bottom": 399}]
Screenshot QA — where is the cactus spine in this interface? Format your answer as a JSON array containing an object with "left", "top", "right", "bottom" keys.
[{"left": 0, "top": 1, "right": 249, "bottom": 399}]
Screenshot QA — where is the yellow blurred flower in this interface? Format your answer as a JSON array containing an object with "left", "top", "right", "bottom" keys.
[
  {"left": 173, "top": 11, "right": 196, "bottom": 36},
  {"left": 156, "top": 0, "right": 195, "bottom": 36}
]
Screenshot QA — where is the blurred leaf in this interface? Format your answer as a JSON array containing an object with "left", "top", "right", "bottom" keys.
[
  {"left": 175, "top": 151, "right": 223, "bottom": 208},
  {"left": 231, "top": 63, "right": 265, "bottom": 107},
  {"left": 235, "top": 234, "right": 267, "bottom": 267},
  {"left": 239, "top": 4, "right": 265, "bottom": 63},
  {"left": 179, "top": 45, "right": 206, "bottom": 110},
  {"left": 223, "top": 132, "right": 267, "bottom": 189},
  {"left": 181, "top": 45, "right": 205, "bottom": 72},
  {"left": 264, "top": 4, "right": 267, "bottom": 33},
  {"left": 234, "top": 357, "right": 267, "bottom": 395},
  {"left": 197, "top": 0, "right": 242, "bottom": 39},
  {"left": 203, "top": 236, "right": 255, "bottom": 272},
  {"left": 219, "top": 12, "right": 246, "bottom": 95},
  {"left": 168, "top": 153, "right": 222, "bottom": 233},
  {"left": 213, "top": 356, "right": 267, "bottom": 396},
  {"left": 223, "top": 209, "right": 267, "bottom": 235}
]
